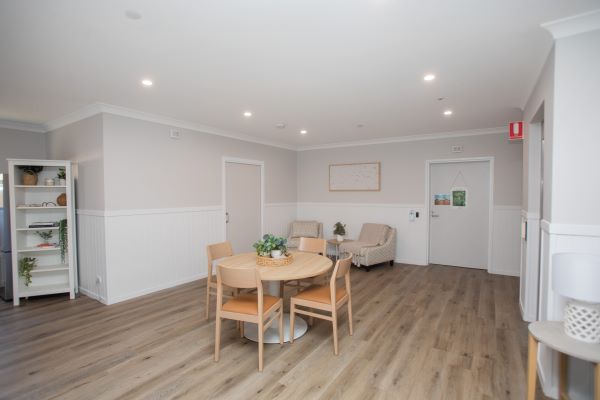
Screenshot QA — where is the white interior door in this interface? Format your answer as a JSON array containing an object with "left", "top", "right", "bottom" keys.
[
  {"left": 429, "top": 161, "right": 490, "bottom": 269},
  {"left": 225, "top": 162, "right": 261, "bottom": 253}
]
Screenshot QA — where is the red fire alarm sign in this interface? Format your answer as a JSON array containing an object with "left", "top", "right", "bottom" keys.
[{"left": 509, "top": 121, "right": 524, "bottom": 141}]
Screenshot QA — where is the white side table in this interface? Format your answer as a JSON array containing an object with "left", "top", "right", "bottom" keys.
[{"left": 528, "top": 321, "right": 600, "bottom": 400}]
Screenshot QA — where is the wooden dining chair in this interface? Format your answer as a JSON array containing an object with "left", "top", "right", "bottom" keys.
[
  {"left": 205, "top": 241, "right": 235, "bottom": 320},
  {"left": 289, "top": 253, "right": 353, "bottom": 355},
  {"left": 282, "top": 237, "right": 328, "bottom": 295},
  {"left": 214, "top": 265, "right": 284, "bottom": 371}
]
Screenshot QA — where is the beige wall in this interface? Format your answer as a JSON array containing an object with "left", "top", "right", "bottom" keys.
[
  {"left": 0, "top": 127, "right": 46, "bottom": 173},
  {"left": 102, "top": 114, "right": 297, "bottom": 210},
  {"left": 298, "top": 132, "right": 523, "bottom": 205},
  {"left": 46, "top": 114, "right": 105, "bottom": 210}
]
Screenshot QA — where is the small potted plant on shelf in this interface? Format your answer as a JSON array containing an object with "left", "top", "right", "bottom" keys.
[
  {"left": 253, "top": 234, "right": 287, "bottom": 258},
  {"left": 56, "top": 168, "right": 66, "bottom": 186},
  {"left": 333, "top": 222, "right": 346, "bottom": 242},
  {"left": 35, "top": 230, "right": 54, "bottom": 247},
  {"left": 18, "top": 257, "right": 37, "bottom": 286},
  {"left": 17, "top": 165, "right": 44, "bottom": 186}
]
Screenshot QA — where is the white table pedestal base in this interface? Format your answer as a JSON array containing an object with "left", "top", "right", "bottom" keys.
[{"left": 244, "top": 313, "right": 307, "bottom": 343}]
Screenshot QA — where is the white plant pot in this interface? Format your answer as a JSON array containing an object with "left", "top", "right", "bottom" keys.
[
  {"left": 336, "top": 235, "right": 344, "bottom": 242},
  {"left": 271, "top": 250, "right": 282, "bottom": 259},
  {"left": 59, "top": 179, "right": 66, "bottom": 186}
]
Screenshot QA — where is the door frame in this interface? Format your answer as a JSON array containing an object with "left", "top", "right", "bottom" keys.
[
  {"left": 424, "top": 157, "right": 495, "bottom": 270},
  {"left": 221, "top": 157, "right": 265, "bottom": 242}
]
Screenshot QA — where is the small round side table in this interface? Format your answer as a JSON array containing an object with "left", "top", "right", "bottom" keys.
[
  {"left": 528, "top": 321, "right": 600, "bottom": 400},
  {"left": 327, "top": 239, "right": 352, "bottom": 260}
]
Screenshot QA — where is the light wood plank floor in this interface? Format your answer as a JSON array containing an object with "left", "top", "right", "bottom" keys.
[{"left": 0, "top": 264, "right": 546, "bottom": 400}]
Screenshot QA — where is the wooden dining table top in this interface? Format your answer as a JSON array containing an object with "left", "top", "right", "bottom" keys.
[{"left": 218, "top": 251, "right": 333, "bottom": 281}]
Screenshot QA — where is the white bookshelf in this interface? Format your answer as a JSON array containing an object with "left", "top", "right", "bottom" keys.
[{"left": 8, "top": 159, "right": 78, "bottom": 306}]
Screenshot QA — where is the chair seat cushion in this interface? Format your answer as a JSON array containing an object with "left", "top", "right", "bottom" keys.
[
  {"left": 294, "top": 285, "right": 347, "bottom": 304},
  {"left": 222, "top": 294, "right": 279, "bottom": 315}
]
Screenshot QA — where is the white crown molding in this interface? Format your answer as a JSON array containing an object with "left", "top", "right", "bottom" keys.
[
  {"left": 39, "top": 103, "right": 509, "bottom": 152},
  {"left": 541, "top": 9, "right": 600, "bottom": 39},
  {"left": 44, "top": 102, "right": 296, "bottom": 151},
  {"left": 0, "top": 119, "right": 45, "bottom": 133},
  {"left": 296, "top": 126, "right": 506, "bottom": 151}
]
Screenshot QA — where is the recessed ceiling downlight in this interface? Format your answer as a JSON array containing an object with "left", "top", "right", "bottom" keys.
[
  {"left": 443, "top": 110, "right": 453, "bottom": 116},
  {"left": 243, "top": 111, "right": 253, "bottom": 117},
  {"left": 423, "top": 74, "right": 436, "bottom": 81},
  {"left": 300, "top": 130, "right": 308, "bottom": 135},
  {"left": 141, "top": 79, "right": 153, "bottom": 86}
]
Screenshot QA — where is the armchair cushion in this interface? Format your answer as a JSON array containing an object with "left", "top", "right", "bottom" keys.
[
  {"left": 290, "top": 221, "right": 320, "bottom": 238},
  {"left": 358, "top": 223, "right": 389, "bottom": 246}
]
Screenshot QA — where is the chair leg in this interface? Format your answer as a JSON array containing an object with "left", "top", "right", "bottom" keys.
[
  {"left": 389, "top": 260, "right": 394, "bottom": 266},
  {"left": 258, "top": 323, "right": 264, "bottom": 372},
  {"left": 205, "top": 286, "right": 211, "bottom": 320},
  {"left": 240, "top": 322, "right": 245, "bottom": 338},
  {"left": 214, "top": 317, "right": 221, "bottom": 362},
  {"left": 347, "top": 300, "right": 354, "bottom": 336},
  {"left": 279, "top": 306, "right": 284, "bottom": 345},
  {"left": 290, "top": 302, "right": 296, "bottom": 344},
  {"left": 332, "top": 310, "right": 339, "bottom": 355}
]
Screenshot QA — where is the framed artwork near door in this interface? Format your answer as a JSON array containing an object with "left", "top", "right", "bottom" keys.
[{"left": 451, "top": 187, "right": 467, "bottom": 207}]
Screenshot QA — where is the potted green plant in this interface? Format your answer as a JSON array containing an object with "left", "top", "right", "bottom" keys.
[
  {"left": 18, "top": 257, "right": 37, "bottom": 286},
  {"left": 17, "top": 165, "right": 44, "bottom": 186},
  {"left": 56, "top": 168, "right": 66, "bottom": 186},
  {"left": 333, "top": 222, "right": 346, "bottom": 242},
  {"left": 35, "top": 230, "right": 54, "bottom": 247},
  {"left": 253, "top": 234, "right": 287, "bottom": 258},
  {"left": 58, "top": 219, "right": 68, "bottom": 263}
]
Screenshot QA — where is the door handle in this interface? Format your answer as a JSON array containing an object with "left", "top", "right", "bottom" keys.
[
  {"left": 431, "top": 211, "right": 439, "bottom": 218},
  {"left": 225, "top": 212, "right": 230, "bottom": 223}
]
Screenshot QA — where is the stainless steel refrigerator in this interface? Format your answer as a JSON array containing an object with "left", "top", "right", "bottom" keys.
[{"left": 0, "top": 173, "right": 13, "bottom": 301}]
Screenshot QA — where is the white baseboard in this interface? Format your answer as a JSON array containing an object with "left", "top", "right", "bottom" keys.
[
  {"left": 107, "top": 273, "right": 206, "bottom": 305},
  {"left": 488, "top": 267, "right": 520, "bottom": 277},
  {"left": 79, "top": 286, "right": 108, "bottom": 305}
]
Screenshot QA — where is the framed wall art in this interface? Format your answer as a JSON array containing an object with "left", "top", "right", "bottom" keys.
[{"left": 329, "top": 162, "right": 380, "bottom": 191}]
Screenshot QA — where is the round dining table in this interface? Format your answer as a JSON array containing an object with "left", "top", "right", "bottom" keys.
[{"left": 218, "top": 250, "right": 333, "bottom": 343}]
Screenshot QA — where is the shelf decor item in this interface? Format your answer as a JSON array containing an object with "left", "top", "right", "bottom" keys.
[
  {"left": 18, "top": 257, "right": 37, "bottom": 287},
  {"left": 56, "top": 193, "right": 67, "bottom": 206},
  {"left": 58, "top": 219, "right": 68, "bottom": 263},
  {"left": 333, "top": 222, "right": 346, "bottom": 242},
  {"left": 552, "top": 253, "right": 600, "bottom": 343},
  {"left": 35, "top": 230, "right": 54, "bottom": 245},
  {"left": 17, "top": 165, "right": 43, "bottom": 185},
  {"left": 44, "top": 178, "right": 55, "bottom": 186},
  {"left": 56, "top": 168, "right": 66, "bottom": 186}
]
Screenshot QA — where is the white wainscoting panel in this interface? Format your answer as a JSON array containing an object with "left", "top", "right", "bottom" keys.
[
  {"left": 264, "top": 203, "right": 297, "bottom": 237},
  {"left": 104, "top": 206, "right": 223, "bottom": 305},
  {"left": 297, "top": 202, "right": 428, "bottom": 265},
  {"left": 76, "top": 211, "right": 108, "bottom": 303},
  {"left": 489, "top": 206, "right": 522, "bottom": 276}
]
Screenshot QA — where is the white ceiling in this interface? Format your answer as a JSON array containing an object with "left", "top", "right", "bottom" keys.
[{"left": 0, "top": 0, "right": 598, "bottom": 147}]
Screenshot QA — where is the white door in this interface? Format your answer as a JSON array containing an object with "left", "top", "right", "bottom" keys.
[
  {"left": 429, "top": 161, "right": 490, "bottom": 269},
  {"left": 225, "top": 162, "right": 262, "bottom": 253}
]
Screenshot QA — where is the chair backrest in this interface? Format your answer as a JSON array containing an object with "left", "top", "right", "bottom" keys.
[
  {"left": 329, "top": 254, "right": 352, "bottom": 304},
  {"left": 207, "top": 241, "right": 233, "bottom": 276},
  {"left": 333, "top": 254, "right": 352, "bottom": 279},
  {"left": 217, "top": 265, "right": 259, "bottom": 289},
  {"left": 298, "top": 237, "right": 327, "bottom": 255},
  {"left": 358, "top": 223, "right": 390, "bottom": 245},
  {"left": 288, "top": 220, "right": 323, "bottom": 239}
]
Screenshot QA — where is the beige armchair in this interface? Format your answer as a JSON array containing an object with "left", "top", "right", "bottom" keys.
[
  {"left": 339, "top": 223, "right": 396, "bottom": 271},
  {"left": 286, "top": 220, "right": 323, "bottom": 249}
]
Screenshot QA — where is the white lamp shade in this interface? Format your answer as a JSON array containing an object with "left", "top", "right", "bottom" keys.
[{"left": 553, "top": 253, "right": 600, "bottom": 303}]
